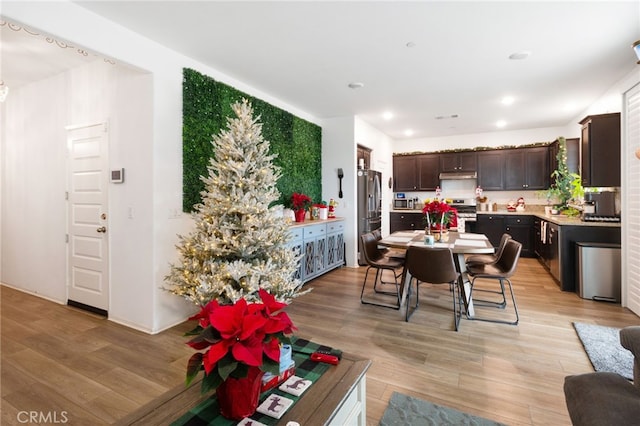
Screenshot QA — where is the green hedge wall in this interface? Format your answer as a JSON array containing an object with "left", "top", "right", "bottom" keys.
[{"left": 182, "top": 68, "right": 322, "bottom": 212}]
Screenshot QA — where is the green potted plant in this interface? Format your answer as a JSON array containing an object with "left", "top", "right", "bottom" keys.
[{"left": 540, "top": 137, "right": 584, "bottom": 216}]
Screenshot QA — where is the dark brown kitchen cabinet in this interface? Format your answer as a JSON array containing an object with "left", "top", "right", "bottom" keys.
[
  {"left": 580, "top": 113, "right": 620, "bottom": 187},
  {"left": 505, "top": 215, "right": 534, "bottom": 257},
  {"left": 477, "top": 214, "right": 535, "bottom": 258},
  {"left": 393, "top": 156, "right": 418, "bottom": 191},
  {"left": 440, "top": 152, "right": 477, "bottom": 172},
  {"left": 476, "top": 214, "right": 505, "bottom": 248},
  {"left": 503, "top": 147, "right": 549, "bottom": 190},
  {"left": 477, "top": 151, "right": 504, "bottom": 190},
  {"left": 390, "top": 212, "right": 424, "bottom": 233},
  {"left": 417, "top": 154, "right": 440, "bottom": 190},
  {"left": 393, "top": 154, "right": 440, "bottom": 191},
  {"left": 356, "top": 145, "right": 371, "bottom": 170}
]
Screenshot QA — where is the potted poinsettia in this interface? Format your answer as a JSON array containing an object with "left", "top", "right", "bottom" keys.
[
  {"left": 185, "top": 289, "right": 296, "bottom": 419},
  {"left": 422, "top": 199, "right": 458, "bottom": 241},
  {"left": 288, "top": 192, "right": 312, "bottom": 222}
]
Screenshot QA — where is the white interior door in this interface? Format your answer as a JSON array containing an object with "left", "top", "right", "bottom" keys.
[{"left": 67, "top": 122, "right": 109, "bottom": 312}]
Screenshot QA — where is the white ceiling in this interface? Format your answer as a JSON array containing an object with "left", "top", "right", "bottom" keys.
[{"left": 3, "top": 1, "right": 640, "bottom": 139}]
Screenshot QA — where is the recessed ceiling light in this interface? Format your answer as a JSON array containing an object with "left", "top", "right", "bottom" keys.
[
  {"left": 348, "top": 82, "right": 364, "bottom": 89},
  {"left": 382, "top": 111, "right": 393, "bottom": 120},
  {"left": 496, "top": 120, "right": 507, "bottom": 128},
  {"left": 404, "top": 129, "right": 414, "bottom": 137},
  {"left": 501, "top": 96, "right": 515, "bottom": 105},
  {"left": 509, "top": 51, "right": 531, "bottom": 60}
]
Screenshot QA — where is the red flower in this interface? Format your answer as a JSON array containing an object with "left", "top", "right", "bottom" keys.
[
  {"left": 290, "top": 192, "right": 312, "bottom": 210},
  {"left": 185, "top": 289, "right": 297, "bottom": 386},
  {"left": 422, "top": 200, "right": 457, "bottom": 228}
]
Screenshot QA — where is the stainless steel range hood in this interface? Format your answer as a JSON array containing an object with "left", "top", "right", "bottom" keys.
[{"left": 439, "top": 171, "right": 477, "bottom": 180}]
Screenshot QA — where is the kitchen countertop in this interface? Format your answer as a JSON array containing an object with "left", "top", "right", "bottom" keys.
[
  {"left": 476, "top": 210, "right": 621, "bottom": 227},
  {"left": 392, "top": 208, "right": 621, "bottom": 227}
]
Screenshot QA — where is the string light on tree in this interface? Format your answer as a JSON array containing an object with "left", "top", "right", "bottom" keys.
[{"left": 165, "top": 99, "right": 306, "bottom": 305}]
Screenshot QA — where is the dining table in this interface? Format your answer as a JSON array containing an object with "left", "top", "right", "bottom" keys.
[{"left": 378, "top": 230, "right": 495, "bottom": 318}]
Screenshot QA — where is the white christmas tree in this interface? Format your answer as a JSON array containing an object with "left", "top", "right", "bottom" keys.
[{"left": 165, "top": 99, "right": 304, "bottom": 305}]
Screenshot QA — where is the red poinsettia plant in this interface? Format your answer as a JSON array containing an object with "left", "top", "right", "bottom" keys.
[
  {"left": 423, "top": 199, "right": 457, "bottom": 229},
  {"left": 288, "top": 192, "right": 313, "bottom": 211},
  {"left": 185, "top": 289, "right": 296, "bottom": 393}
]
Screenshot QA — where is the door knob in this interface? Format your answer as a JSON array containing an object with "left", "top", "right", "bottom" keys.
[{"left": 97, "top": 226, "right": 106, "bottom": 233}]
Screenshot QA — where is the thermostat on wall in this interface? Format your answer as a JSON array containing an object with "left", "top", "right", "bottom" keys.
[{"left": 111, "top": 168, "right": 125, "bottom": 183}]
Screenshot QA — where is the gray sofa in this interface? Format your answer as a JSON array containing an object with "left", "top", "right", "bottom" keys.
[{"left": 564, "top": 326, "right": 640, "bottom": 425}]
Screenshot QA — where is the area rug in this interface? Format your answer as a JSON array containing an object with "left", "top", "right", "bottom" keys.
[
  {"left": 380, "top": 392, "right": 506, "bottom": 426},
  {"left": 573, "top": 322, "right": 633, "bottom": 380}
]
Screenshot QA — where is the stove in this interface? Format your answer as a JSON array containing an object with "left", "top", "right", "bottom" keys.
[
  {"left": 450, "top": 199, "right": 477, "bottom": 219},
  {"left": 581, "top": 214, "right": 621, "bottom": 223}
]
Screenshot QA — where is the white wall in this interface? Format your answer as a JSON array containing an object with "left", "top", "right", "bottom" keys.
[
  {"left": 355, "top": 117, "right": 395, "bottom": 236},
  {"left": 2, "top": 1, "right": 321, "bottom": 333},
  {"left": 321, "top": 117, "right": 357, "bottom": 266},
  {"left": 2, "top": 73, "right": 68, "bottom": 303}
]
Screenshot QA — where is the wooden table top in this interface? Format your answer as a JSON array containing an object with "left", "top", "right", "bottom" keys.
[
  {"left": 116, "top": 351, "right": 371, "bottom": 426},
  {"left": 379, "top": 230, "right": 494, "bottom": 254}
]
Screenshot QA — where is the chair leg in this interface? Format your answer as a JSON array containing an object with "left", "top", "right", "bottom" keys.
[
  {"left": 405, "top": 278, "right": 420, "bottom": 321},
  {"left": 373, "top": 268, "right": 402, "bottom": 296},
  {"left": 361, "top": 265, "right": 401, "bottom": 310},
  {"left": 467, "top": 276, "right": 518, "bottom": 325},
  {"left": 452, "top": 279, "right": 460, "bottom": 331}
]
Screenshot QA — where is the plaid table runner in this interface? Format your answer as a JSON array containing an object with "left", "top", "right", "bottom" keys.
[{"left": 171, "top": 338, "right": 341, "bottom": 425}]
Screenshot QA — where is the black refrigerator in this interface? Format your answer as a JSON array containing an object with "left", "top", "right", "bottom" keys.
[{"left": 357, "top": 169, "right": 382, "bottom": 265}]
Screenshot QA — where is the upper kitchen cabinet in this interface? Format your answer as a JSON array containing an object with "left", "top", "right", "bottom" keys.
[
  {"left": 504, "top": 146, "right": 550, "bottom": 190},
  {"left": 440, "top": 152, "right": 477, "bottom": 172},
  {"left": 393, "top": 156, "right": 418, "bottom": 191},
  {"left": 477, "top": 151, "right": 504, "bottom": 190},
  {"left": 417, "top": 154, "right": 440, "bottom": 190},
  {"left": 580, "top": 113, "right": 621, "bottom": 187},
  {"left": 357, "top": 145, "right": 371, "bottom": 170},
  {"left": 393, "top": 154, "right": 440, "bottom": 191}
]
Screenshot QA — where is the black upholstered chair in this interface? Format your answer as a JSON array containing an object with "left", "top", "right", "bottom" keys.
[
  {"left": 466, "top": 239, "right": 522, "bottom": 325},
  {"left": 403, "top": 245, "right": 461, "bottom": 330},
  {"left": 360, "top": 232, "right": 404, "bottom": 309},
  {"left": 564, "top": 326, "right": 640, "bottom": 425}
]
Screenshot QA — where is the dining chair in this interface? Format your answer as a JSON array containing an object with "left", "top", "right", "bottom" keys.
[
  {"left": 360, "top": 232, "right": 404, "bottom": 309},
  {"left": 465, "top": 233, "right": 511, "bottom": 267},
  {"left": 466, "top": 239, "right": 522, "bottom": 325},
  {"left": 372, "top": 229, "right": 406, "bottom": 260},
  {"left": 403, "top": 245, "right": 461, "bottom": 330}
]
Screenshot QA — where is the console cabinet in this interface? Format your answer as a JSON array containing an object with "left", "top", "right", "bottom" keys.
[{"left": 290, "top": 220, "right": 344, "bottom": 284}]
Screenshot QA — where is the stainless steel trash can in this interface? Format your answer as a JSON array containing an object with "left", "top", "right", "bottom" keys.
[{"left": 576, "top": 242, "right": 621, "bottom": 302}]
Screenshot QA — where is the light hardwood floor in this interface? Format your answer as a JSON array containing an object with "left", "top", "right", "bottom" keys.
[{"left": 2, "top": 258, "right": 638, "bottom": 425}]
